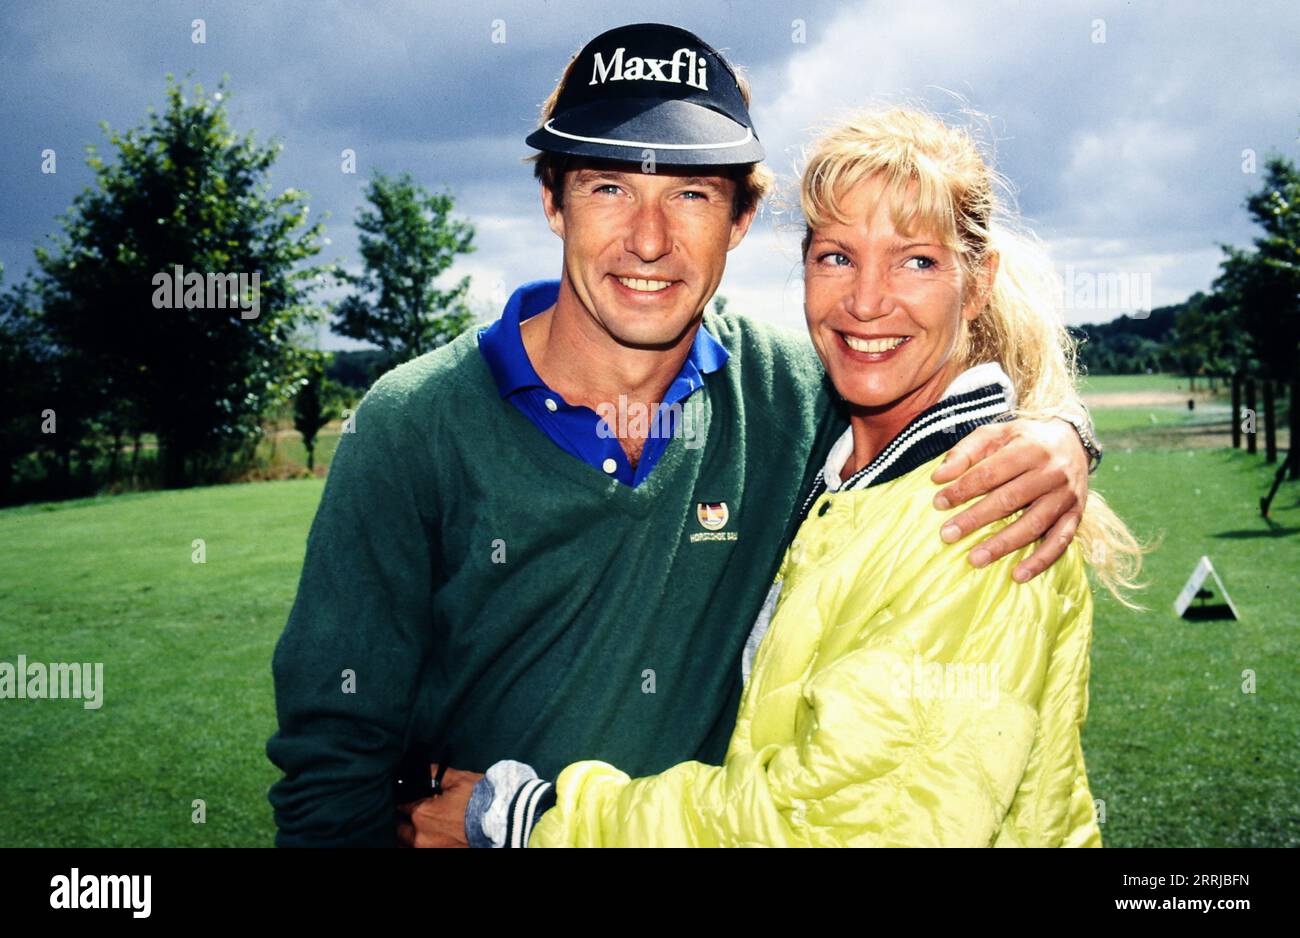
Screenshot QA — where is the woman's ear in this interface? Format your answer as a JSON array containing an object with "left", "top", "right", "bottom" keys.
[{"left": 963, "top": 250, "right": 1000, "bottom": 321}]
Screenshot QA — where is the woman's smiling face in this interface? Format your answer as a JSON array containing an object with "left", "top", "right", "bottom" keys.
[{"left": 804, "top": 174, "right": 982, "bottom": 415}]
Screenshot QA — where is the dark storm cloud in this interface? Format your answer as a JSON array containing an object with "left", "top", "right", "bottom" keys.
[{"left": 1, "top": 0, "right": 1296, "bottom": 336}]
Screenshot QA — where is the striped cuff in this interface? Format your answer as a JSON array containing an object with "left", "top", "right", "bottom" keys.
[
  {"left": 472, "top": 760, "right": 556, "bottom": 848},
  {"left": 505, "top": 777, "right": 556, "bottom": 848}
]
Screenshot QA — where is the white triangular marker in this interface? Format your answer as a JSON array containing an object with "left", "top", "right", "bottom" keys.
[{"left": 1173, "top": 556, "right": 1240, "bottom": 619}]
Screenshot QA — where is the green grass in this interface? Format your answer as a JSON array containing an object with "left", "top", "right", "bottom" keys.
[
  {"left": 1091, "top": 406, "right": 1201, "bottom": 435},
  {"left": 1, "top": 443, "right": 1297, "bottom": 846},
  {"left": 1078, "top": 373, "right": 1220, "bottom": 395},
  {"left": 0, "top": 480, "right": 324, "bottom": 846},
  {"left": 1085, "top": 448, "right": 1300, "bottom": 846},
  {"left": 254, "top": 426, "right": 344, "bottom": 474}
]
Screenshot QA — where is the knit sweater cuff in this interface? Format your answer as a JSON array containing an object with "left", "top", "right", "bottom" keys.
[{"left": 468, "top": 760, "right": 555, "bottom": 848}]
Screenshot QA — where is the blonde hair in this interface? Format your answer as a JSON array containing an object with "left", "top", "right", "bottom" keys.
[
  {"left": 800, "top": 106, "right": 1144, "bottom": 602},
  {"left": 528, "top": 51, "right": 774, "bottom": 220}
]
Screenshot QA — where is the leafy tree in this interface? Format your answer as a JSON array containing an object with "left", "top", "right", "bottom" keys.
[
  {"left": 332, "top": 171, "right": 475, "bottom": 368},
  {"left": 1073, "top": 305, "right": 1182, "bottom": 375},
  {"left": 0, "top": 273, "right": 54, "bottom": 502},
  {"left": 34, "top": 77, "right": 327, "bottom": 487},
  {"left": 1169, "top": 292, "right": 1241, "bottom": 389},
  {"left": 293, "top": 354, "right": 345, "bottom": 471},
  {"left": 325, "top": 349, "right": 391, "bottom": 391},
  {"left": 1215, "top": 153, "right": 1300, "bottom": 473}
]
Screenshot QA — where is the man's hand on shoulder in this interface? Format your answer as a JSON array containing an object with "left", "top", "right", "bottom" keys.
[{"left": 929, "top": 416, "right": 1090, "bottom": 583}]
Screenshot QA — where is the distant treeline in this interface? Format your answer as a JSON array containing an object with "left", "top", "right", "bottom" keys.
[
  {"left": 1072, "top": 304, "right": 1180, "bottom": 376},
  {"left": 325, "top": 350, "right": 397, "bottom": 391}
]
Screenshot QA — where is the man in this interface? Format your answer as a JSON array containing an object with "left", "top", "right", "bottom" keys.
[{"left": 266, "top": 23, "right": 1098, "bottom": 848}]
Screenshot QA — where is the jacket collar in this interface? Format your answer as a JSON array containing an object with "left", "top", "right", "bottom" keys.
[{"left": 796, "top": 362, "right": 1016, "bottom": 526}]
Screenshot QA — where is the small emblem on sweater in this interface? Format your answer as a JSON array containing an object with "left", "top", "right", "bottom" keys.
[
  {"left": 697, "top": 501, "right": 729, "bottom": 530},
  {"left": 690, "top": 501, "right": 737, "bottom": 543}
]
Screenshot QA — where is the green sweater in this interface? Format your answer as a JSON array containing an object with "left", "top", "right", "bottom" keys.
[{"left": 266, "top": 311, "right": 844, "bottom": 846}]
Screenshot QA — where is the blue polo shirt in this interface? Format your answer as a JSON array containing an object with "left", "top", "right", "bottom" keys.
[{"left": 477, "top": 280, "right": 729, "bottom": 487}]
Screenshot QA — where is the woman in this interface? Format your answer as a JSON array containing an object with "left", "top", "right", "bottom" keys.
[{"left": 473, "top": 107, "right": 1142, "bottom": 848}]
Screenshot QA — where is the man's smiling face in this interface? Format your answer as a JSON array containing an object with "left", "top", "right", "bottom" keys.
[{"left": 542, "top": 160, "right": 756, "bottom": 349}]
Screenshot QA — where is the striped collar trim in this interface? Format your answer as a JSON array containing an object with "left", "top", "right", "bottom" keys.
[{"left": 796, "top": 363, "right": 1015, "bottom": 524}]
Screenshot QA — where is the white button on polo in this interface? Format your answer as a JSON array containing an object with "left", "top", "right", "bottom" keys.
[
  {"left": 602, "top": 458, "right": 617, "bottom": 474},
  {"left": 544, "top": 397, "right": 558, "bottom": 412}
]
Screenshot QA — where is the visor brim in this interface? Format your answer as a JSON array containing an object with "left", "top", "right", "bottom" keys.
[{"left": 525, "top": 98, "right": 764, "bottom": 166}]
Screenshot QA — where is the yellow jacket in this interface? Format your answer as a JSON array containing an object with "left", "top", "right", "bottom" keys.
[{"left": 531, "top": 453, "right": 1101, "bottom": 847}]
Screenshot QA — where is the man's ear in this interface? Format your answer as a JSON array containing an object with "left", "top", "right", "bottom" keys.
[
  {"left": 727, "top": 201, "right": 758, "bottom": 252},
  {"left": 541, "top": 181, "right": 565, "bottom": 240}
]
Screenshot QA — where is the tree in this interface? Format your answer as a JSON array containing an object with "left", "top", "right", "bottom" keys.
[
  {"left": 293, "top": 354, "right": 344, "bottom": 471},
  {"left": 1169, "top": 292, "right": 1240, "bottom": 390},
  {"left": 332, "top": 172, "right": 475, "bottom": 368},
  {"left": 324, "top": 349, "right": 391, "bottom": 391},
  {"left": 1215, "top": 154, "right": 1300, "bottom": 474},
  {"left": 1073, "top": 304, "right": 1182, "bottom": 375},
  {"left": 34, "top": 77, "right": 328, "bottom": 487},
  {"left": 0, "top": 272, "right": 54, "bottom": 503}
]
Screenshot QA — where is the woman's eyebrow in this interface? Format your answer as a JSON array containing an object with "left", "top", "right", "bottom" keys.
[
  {"left": 808, "top": 235, "right": 853, "bottom": 252},
  {"left": 890, "top": 239, "right": 944, "bottom": 252}
]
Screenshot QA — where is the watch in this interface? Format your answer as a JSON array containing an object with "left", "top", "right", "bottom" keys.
[{"left": 1055, "top": 409, "right": 1103, "bottom": 473}]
